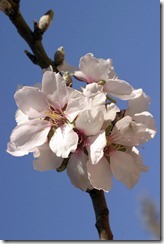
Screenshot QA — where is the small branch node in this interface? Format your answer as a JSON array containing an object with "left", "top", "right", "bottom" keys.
[
  {"left": 33, "top": 19, "right": 43, "bottom": 40},
  {"left": 24, "top": 50, "right": 39, "bottom": 65}
]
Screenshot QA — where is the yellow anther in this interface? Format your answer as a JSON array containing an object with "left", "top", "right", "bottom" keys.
[
  {"left": 45, "top": 111, "right": 61, "bottom": 121},
  {"left": 98, "top": 80, "right": 106, "bottom": 85}
]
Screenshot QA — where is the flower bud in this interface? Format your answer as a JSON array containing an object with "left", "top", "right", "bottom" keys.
[
  {"left": 54, "top": 46, "right": 65, "bottom": 66},
  {"left": 0, "top": 0, "right": 11, "bottom": 13},
  {"left": 38, "top": 9, "right": 54, "bottom": 33},
  {"left": 63, "top": 71, "right": 72, "bottom": 87}
]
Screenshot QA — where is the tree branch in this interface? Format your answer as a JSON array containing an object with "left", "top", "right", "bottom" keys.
[
  {"left": 1, "top": 1, "right": 114, "bottom": 240},
  {"left": 88, "top": 189, "right": 113, "bottom": 240},
  {"left": 1, "top": 0, "right": 58, "bottom": 71}
]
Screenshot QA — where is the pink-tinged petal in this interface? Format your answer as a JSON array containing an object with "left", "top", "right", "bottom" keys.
[
  {"left": 87, "top": 131, "right": 107, "bottom": 164},
  {"left": 125, "top": 89, "right": 151, "bottom": 116},
  {"left": 76, "top": 109, "right": 104, "bottom": 136},
  {"left": 57, "top": 60, "right": 78, "bottom": 73},
  {"left": 104, "top": 79, "right": 134, "bottom": 100},
  {"left": 79, "top": 53, "right": 109, "bottom": 83},
  {"left": 6, "top": 142, "right": 30, "bottom": 157},
  {"left": 9, "top": 120, "right": 51, "bottom": 151},
  {"left": 49, "top": 123, "right": 78, "bottom": 158},
  {"left": 127, "top": 147, "right": 149, "bottom": 172},
  {"left": 15, "top": 109, "right": 29, "bottom": 125},
  {"left": 67, "top": 150, "right": 93, "bottom": 191},
  {"left": 42, "top": 72, "right": 68, "bottom": 109},
  {"left": 110, "top": 151, "right": 141, "bottom": 189},
  {"left": 87, "top": 157, "right": 112, "bottom": 192},
  {"left": 14, "top": 87, "right": 48, "bottom": 118},
  {"left": 74, "top": 71, "right": 90, "bottom": 83},
  {"left": 33, "top": 143, "right": 63, "bottom": 171}
]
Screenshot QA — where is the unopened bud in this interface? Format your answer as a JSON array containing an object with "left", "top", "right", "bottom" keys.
[
  {"left": 63, "top": 71, "right": 72, "bottom": 86},
  {"left": 54, "top": 46, "right": 65, "bottom": 66},
  {"left": 0, "top": 0, "right": 11, "bottom": 13},
  {"left": 38, "top": 9, "right": 54, "bottom": 33}
]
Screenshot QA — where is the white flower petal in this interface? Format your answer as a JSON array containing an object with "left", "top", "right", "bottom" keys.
[
  {"left": 111, "top": 116, "right": 133, "bottom": 138},
  {"left": 87, "top": 157, "right": 112, "bottom": 192},
  {"left": 82, "top": 82, "right": 104, "bottom": 96},
  {"left": 74, "top": 70, "right": 90, "bottom": 82},
  {"left": 65, "top": 95, "right": 88, "bottom": 122},
  {"left": 14, "top": 87, "right": 48, "bottom": 118},
  {"left": 127, "top": 147, "right": 149, "bottom": 172},
  {"left": 15, "top": 109, "right": 29, "bottom": 125},
  {"left": 87, "top": 130, "right": 107, "bottom": 164},
  {"left": 104, "top": 79, "right": 134, "bottom": 100},
  {"left": 9, "top": 120, "right": 51, "bottom": 151},
  {"left": 125, "top": 89, "right": 151, "bottom": 116},
  {"left": 49, "top": 123, "right": 78, "bottom": 158},
  {"left": 104, "top": 103, "right": 120, "bottom": 122},
  {"left": 67, "top": 86, "right": 84, "bottom": 100},
  {"left": 79, "top": 53, "right": 109, "bottom": 83},
  {"left": 110, "top": 150, "right": 141, "bottom": 189},
  {"left": 82, "top": 83, "right": 106, "bottom": 107},
  {"left": 33, "top": 143, "right": 63, "bottom": 171},
  {"left": 42, "top": 65, "right": 53, "bottom": 73},
  {"left": 57, "top": 60, "right": 78, "bottom": 73},
  {"left": 6, "top": 142, "right": 30, "bottom": 156},
  {"left": 76, "top": 109, "right": 104, "bottom": 136},
  {"left": 67, "top": 150, "right": 93, "bottom": 191},
  {"left": 133, "top": 112, "right": 156, "bottom": 138},
  {"left": 111, "top": 116, "right": 155, "bottom": 146},
  {"left": 42, "top": 71, "right": 68, "bottom": 109}
]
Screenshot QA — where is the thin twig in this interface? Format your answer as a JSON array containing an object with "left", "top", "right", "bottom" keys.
[
  {"left": 2, "top": 0, "right": 58, "bottom": 71},
  {"left": 1, "top": 1, "right": 114, "bottom": 240},
  {"left": 88, "top": 189, "right": 113, "bottom": 240}
]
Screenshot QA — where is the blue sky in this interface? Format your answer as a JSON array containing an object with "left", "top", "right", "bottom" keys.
[{"left": 0, "top": 0, "right": 160, "bottom": 240}]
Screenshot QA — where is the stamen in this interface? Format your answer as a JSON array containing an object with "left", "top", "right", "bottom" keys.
[{"left": 45, "top": 105, "right": 67, "bottom": 128}]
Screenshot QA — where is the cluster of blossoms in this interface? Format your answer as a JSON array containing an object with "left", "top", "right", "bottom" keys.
[{"left": 7, "top": 53, "right": 156, "bottom": 192}]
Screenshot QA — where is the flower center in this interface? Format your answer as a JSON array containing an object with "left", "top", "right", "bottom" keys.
[
  {"left": 45, "top": 105, "right": 67, "bottom": 128},
  {"left": 104, "top": 135, "right": 126, "bottom": 156}
]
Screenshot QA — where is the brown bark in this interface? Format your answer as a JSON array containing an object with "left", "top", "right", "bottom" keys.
[
  {"left": 1, "top": 1, "right": 114, "bottom": 240},
  {"left": 88, "top": 189, "right": 113, "bottom": 240},
  {"left": 2, "top": 0, "right": 58, "bottom": 71}
]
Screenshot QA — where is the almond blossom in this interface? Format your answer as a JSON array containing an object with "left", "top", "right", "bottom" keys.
[
  {"left": 7, "top": 52, "right": 157, "bottom": 193},
  {"left": 32, "top": 104, "right": 119, "bottom": 191},
  {"left": 86, "top": 91, "right": 156, "bottom": 191},
  {"left": 7, "top": 71, "right": 88, "bottom": 159},
  {"left": 74, "top": 53, "right": 136, "bottom": 100}
]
